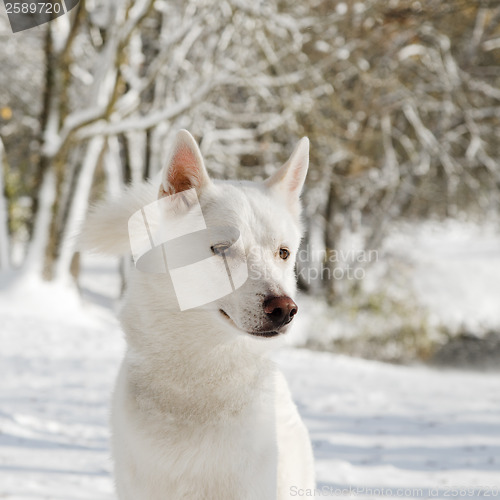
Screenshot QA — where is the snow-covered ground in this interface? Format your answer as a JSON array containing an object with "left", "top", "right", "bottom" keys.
[
  {"left": 1, "top": 252, "right": 500, "bottom": 499},
  {"left": 382, "top": 219, "right": 500, "bottom": 335},
  {"left": 291, "top": 219, "right": 500, "bottom": 364}
]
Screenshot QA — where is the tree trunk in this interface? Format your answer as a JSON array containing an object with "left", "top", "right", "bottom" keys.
[
  {"left": 323, "top": 181, "right": 343, "bottom": 305},
  {"left": 24, "top": 170, "right": 57, "bottom": 277},
  {"left": 0, "top": 138, "right": 10, "bottom": 271},
  {"left": 54, "top": 136, "right": 106, "bottom": 282}
]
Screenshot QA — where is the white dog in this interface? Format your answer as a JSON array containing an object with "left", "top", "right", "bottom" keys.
[{"left": 82, "top": 130, "right": 315, "bottom": 499}]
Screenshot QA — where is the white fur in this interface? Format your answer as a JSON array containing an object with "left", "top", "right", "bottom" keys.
[{"left": 81, "top": 131, "right": 315, "bottom": 499}]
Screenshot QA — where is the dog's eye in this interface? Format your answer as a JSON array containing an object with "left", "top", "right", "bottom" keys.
[
  {"left": 211, "top": 243, "right": 230, "bottom": 255},
  {"left": 279, "top": 247, "right": 290, "bottom": 260}
]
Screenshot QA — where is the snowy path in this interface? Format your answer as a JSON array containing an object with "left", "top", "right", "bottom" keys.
[
  {"left": 1, "top": 280, "right": 499, "bottom": 499},
  {"left": 276, "top": 350, "right": 500, "bottom": 498}
]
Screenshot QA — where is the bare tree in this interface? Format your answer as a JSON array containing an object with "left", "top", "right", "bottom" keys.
[
  {"left": 5, "top": 0, "right": 327, "bottom": 283},
  {"left": 3, "top": 0, "right": 498, "bottom": 301},
  {"left": 296, "top": 0, "right": 500, "bottom": 302}
]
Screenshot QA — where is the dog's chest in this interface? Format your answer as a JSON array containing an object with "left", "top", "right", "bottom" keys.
[{"left": 117, "top": 377, "right": 279, "bottom": 499}]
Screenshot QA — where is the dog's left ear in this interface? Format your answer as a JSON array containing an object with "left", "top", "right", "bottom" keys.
[
  {"left": 159, "top": 129, "right": 211, "bottom": 198},
  {"left": 265, "top": 137, "right": 309, "bottom": 210}
]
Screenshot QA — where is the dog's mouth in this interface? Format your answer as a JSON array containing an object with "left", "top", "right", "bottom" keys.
[{"left": 219, "top": 309, "right": 281, "bottom": 338}]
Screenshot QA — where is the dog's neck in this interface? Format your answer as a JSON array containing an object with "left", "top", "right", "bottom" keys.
[{"left": 119, "top": 275, "right": 275, "bottom": 422}]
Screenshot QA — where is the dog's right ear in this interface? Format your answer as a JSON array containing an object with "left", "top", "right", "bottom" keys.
[{"left": 159, "top": 130, "right": 211, "bottom": 198}]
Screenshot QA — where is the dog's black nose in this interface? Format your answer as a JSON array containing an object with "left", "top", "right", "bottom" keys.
[{"left": 263, "top": 296, "right": 298, "bottom": 328}]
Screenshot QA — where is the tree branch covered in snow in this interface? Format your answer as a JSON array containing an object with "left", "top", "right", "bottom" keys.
[{"left": 1, "top": 0, "right": 328, "bottom": 281}]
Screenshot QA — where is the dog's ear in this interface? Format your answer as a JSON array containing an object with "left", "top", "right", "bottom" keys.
[
  {"left": 265, "top": 137, "right": 309, "bottom": 210},
  {"left": 159, "top": 130, "right": 211, "bottom": 198}
]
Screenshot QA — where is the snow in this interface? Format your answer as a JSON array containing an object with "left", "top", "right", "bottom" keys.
[
  {"left": 382, "top": 219, "right": 500, "bottom": 335},
  {"left": 276, "top": 350, "right": 500, "bottom": 498},
  {"left": 1, "top": 255, "right": 500, "bottom": 499}
]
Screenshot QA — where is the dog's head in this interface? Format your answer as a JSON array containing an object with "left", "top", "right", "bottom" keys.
[
  {"left": 157, "top": 130, "right": 309, "bottom": 339},
  {"left": 81, "top": 130, "right": 309, "bottom": 341}
]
